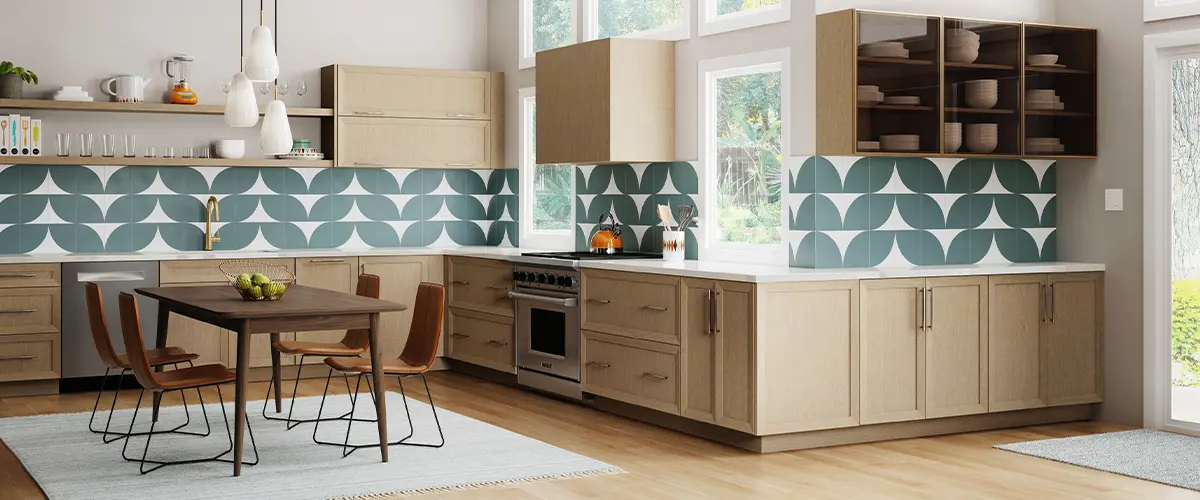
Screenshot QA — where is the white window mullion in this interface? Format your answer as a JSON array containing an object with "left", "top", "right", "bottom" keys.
[{"left": 580, "top": 0, "right": 597, "bottom": 42}]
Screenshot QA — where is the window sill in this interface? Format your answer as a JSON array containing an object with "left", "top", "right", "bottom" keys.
[{"left": 699, "top": 4, "right": 791, "bottom": 37}]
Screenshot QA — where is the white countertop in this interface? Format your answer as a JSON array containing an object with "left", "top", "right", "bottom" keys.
[{"left": 0, "top": 247, "right": 1104, "bottom": 283}]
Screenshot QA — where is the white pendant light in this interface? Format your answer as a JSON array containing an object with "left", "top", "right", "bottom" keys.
[
  {"left": 224, "top": 71, "right": 258, "bottom": 127},
  {"left": 261, "top": 99, "right": 292, "bottom": 155},
  {"left": 245, "top": 24, "right": 279, "bottom": 82}
]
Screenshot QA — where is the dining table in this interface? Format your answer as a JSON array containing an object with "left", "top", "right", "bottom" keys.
[{"left": 135, "top": 284, "right": 407, "bottom": 476}]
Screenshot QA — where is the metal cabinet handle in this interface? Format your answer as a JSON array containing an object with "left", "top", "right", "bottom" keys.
[
  {"left": 644, "top": 305, "right": 668, "bottom": 311},
  {"left": 927, "top": 287, "right": 933, "bottom": 329},
  {"left": 586, "top": 361, "right": 610, "bottom": 368},
  {"left": 309, "top": 258, "right": 345, "bottom": 263},
  {"left": 447, "top": 113, "right": 477, "bottom": 118},
  {"left": 354, "top": 110, "right": 386, "bottom": 115},
  {"left": 1049, "top": 283, "right": 1055, "bottom": 323},
  {"left": 0, "top": 308, "right": 36, "bottom": 314},
  {"left": 643, "top": 372, "right": 668, "bottom": 380},
  {"left": 486, "top": 284, "right": 508, "bottom": 291},
  {"left": 706, "top": 289, "right": 715, "bottom": 335},
  {"left": 487, "top": 340, "right": 509, "bottom": 347},
  {"left": 0, "top": 355, "right": 35, "bottom": 361},
  {"left": 451, "top": 333, "right": 470, "bottom": 339},
  {"left": 452, "top": 280, "right": 470, "bottom": 285},
  {"left": 353, "top": 161, "right": 387, "bottom": 166},
  {"left": 589, "top": 298, "right": 611, "bottom": 304},
  {"left": 917, "top": 288, "right": 925, "bottom": 331},
  {"left": 445, "top": 162, "right": 478, "bottom": 167},
  {"left": 714, "top": 291, "right": 722, "bottom": 334},
  {"left": 0, "top": 273, "right": 36, "bottom": 278}
]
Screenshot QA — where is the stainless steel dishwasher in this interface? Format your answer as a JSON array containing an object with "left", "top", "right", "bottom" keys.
[{"left": 61, "top": 261, "right": 160, "bottom": 380}]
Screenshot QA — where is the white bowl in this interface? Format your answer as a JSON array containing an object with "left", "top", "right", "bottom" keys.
[
  {"left": 214, "top": 140, "right": 246, "bottom": 159},
  {"left": 1027, "top": 54, "right": 1059, "bottom": 66},
  {"left": 857, "top": 85, "right": 880, "bottom": 92},
  {"left": 947, "top": 48, "right": 980, "bottom": 63},
  {"left": 966, "top": 136, "right": 999, "bottom": 153},
  {"left": 965, "top": 93, "right": 998, "bottom": 109}
]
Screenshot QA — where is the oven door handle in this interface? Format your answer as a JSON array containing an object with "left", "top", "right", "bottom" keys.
[{"left": 507, "top": 291, "right": 578, "bottom": 307}]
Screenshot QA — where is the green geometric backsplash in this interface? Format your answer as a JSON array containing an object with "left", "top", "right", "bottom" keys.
[
  {"left": 574, "top": 162, "right": 699, "bottom": 259},
  {"left": 0, "top": 164, "right": 519, "bottom": 254},
  {"left": 789, "top": 156, "right": 1056, "bottom": 268}
]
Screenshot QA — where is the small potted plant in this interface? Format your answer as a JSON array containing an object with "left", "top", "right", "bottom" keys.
[{"left": 0, "top": 62, "right": 38, "bottom": 99}]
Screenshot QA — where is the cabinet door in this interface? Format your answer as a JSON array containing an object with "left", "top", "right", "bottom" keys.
[
  {"left": 925, "top": 276, "right": 988, "bottom": 418},
  {"left": 1045, "top": 273, "right": 1102, "bottom": 405},
  {"left": 336, "top": 66, "right": 494, "bottom": 120},
  {"left": 988, "top": 274, "right": 1047, "bottom": 412},
  {"left": 680, "top": 279, "right": 716, "bottom": 423},
  {"left": 337, "top": 117, "right": 494, "bottom": 169},
  {"left": 715, "top": 281, "right": 754, "bottom": 433},
  {"left": 361, "top": 256, "right": 443, "bottom": 361},
  {"left": 446, "top": 257, "right": 513, "bottom": 317},
  {"left": 164, "top": 283, "right": 229, "bottom": 367},
  {"left": 446, "top": 307, "right": 515, "bottom": 373},
  {"left": 294, "top": 258, "right": 360, "bottom": 347},
  {"left": 860, "top": 278, "right": 925, "bottom": 425}
]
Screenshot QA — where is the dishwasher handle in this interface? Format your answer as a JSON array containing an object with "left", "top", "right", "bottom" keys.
[{"left": 76, "top": 271, "right": 146, "bottom": 283}]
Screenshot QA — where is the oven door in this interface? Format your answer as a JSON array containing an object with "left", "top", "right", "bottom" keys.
[{"left": 510, "top": 288, "right": 580, "bottom": 382}]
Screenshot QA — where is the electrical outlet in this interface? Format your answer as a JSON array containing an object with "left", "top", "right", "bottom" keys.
[{"left": 1105, "top": 189, "right": 1124, "bottom": 211}]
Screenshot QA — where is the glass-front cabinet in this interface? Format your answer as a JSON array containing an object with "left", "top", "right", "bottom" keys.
[
  {"left": 1022, "top": 24, "right": 1098, "bottom": 158},
  {"left": 943, "top": 18, "right": 1021, "bottom": 156},
  {"left": 854, "top": 11, "right": 941, "bottom": 155}
]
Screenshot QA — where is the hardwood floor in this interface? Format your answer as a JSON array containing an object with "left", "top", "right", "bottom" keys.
[{"left": 0, "top": 370, "right": 1195, "bottom": 500}]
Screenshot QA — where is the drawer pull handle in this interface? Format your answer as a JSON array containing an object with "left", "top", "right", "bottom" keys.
[
  {"left": 643, "top": 305, "right": 668, "bottom": 312},
  {"left": 0, "top": 308, "right": 36, "bottom": 314},
  {"left": 452, "top": 333, "right": 470, "bottom": 339},
  {"left": 0, "top": 273, "right": 36, "bottom": 278},
  {"left": 587, "top": 361, "right": 610, "bottom": 369},
  {"left": 589, "top": 298, "right": 611, "bottom": 304},
  {"left": 452, "top": 280, "right": 471, "bottom": 285},
  {"left": 353, "top": 162, "right": 387, "bottom": 166},
  {"left": 354, "top": 110, "right": 386, "bottom": 115},
  {"left": 643, "top": 372, "right": 668, "bottom": 380},
  {"left": 487, "top": 340, "right": 509, "bottom": 347},
  {"left": 309, "top": 258, "right": 345, "bottom": 263},
  {"left": 447, "top": 113, "right": 477, "bottom": 118},
  {"left": 445, "top": 162, "right": 478, "bottom": 167},
  {"left": 0, "top": 355, "right": 35, "bottom": 361},
  {"left": 486, "top": 285, "right": 508, "bottom": 291}
]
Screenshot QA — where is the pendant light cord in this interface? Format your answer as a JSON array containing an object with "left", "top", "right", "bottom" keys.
[
  {"left": 239, "top": 0, "right": 244, "bottom": 71},
  {"left": 273, "top": 0, "right": 279, "bottom": 99}
]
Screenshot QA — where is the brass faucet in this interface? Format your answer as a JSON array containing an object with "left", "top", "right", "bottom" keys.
[{"left": 204, "top": 196, "right": 221, "bottom": 251}]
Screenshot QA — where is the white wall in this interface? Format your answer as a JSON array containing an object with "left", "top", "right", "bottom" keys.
[
  {"left": 817, "top": 0, "right": 1054, "bottom": 23},
  {"left": 3, "top": 0, "right": 488, "bottom": 158}
]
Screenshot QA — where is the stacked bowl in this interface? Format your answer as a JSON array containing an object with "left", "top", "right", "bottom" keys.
[
  {"left": 964, "top": 79, "right": 999, "bottom": 109},
  {"left": 880, "top": 134, "right": 921, "bottom": 152},
  {"left": 859, "top": 41, "right": 909, "bottom": 59},
  {"left": 945, "top": 122, "right": 963, "bottom": 153},
  {"left": 946, "top": 29, "right": 980, "bottom": 63},
  {"left": 965, "top": 124, "right": 998, "bottom": 153}
]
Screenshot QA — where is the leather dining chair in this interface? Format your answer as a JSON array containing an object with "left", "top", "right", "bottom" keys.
[
  {"left": 84, "top": 282, "right": 205, "bottom": 443},
  {"left": 312, "top": 282, "right": 445, "bottom": 457},
  {"left": 117, "top": 292, "right": 259, "bottom": 474},
  {"left": 262, "top": 274, "right": 382, "bottom": 429}
]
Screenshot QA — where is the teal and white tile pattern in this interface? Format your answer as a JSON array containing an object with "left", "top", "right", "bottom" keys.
[
  {"left": 0, "top": 164, "right": 518, "bottom": 254},
  {"left": 788, "top": 156, "right": 1056, "bottom": 268},
  {"left": 575, "top": 162, "right": 698, "bottom": 259}
]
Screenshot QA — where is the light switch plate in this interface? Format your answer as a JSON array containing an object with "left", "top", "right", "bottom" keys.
[{"left": 1105, "top": 189, "right": 1124, "bottom": 211}]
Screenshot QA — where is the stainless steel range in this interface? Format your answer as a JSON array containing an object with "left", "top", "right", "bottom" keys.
[{"left": 509, "top": 251, "right": 661, "bottom": 399}]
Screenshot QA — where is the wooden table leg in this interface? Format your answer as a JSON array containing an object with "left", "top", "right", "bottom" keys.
[
  {"left": 368, "top": 312, "right": 388, "bottom": 462},
  {"left": 152, "top": 304, "right": 170, "bottom": 423},
  {"left": 233, "top": 321, "right": 250, "bottom": 476},
  {"left": 269, "top": 332, "right": 282, "bottom": 413}
]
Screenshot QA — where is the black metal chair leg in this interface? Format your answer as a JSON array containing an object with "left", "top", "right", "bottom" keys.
[
  {"left": 311, "top": 372, "right": 444, "bottom": 456},
  {"left": 311, "top": 368, "right": 335, "bottom": 445},
  {"left": 98, "top": 367, "right": 193, "bottom": 444},
  {"left": 123, "top": 384, "right": 258, "bottom": 475},
  {"left": 395, "top": 374, "right": 444, "bottom": 448},
  {"left": 87, "top": 367, "right": 112, "bottom": 434},
  {"left": 262, "top": 355, "right": 358, "bottom": 428}
]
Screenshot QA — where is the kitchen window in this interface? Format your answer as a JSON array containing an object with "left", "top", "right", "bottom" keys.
[
  {"left": 520, "top": 0, "right": 577, "bottom": 69},
  {"left": 520, "top": 0, "right": 688, "bottom": 69},
  {"left": 519, "top": 87, "right": 575, "bottom": 250},
  {"left": 700, "top": 0, "right": 790, "bottom": 37},
  {"left": 698, "top": 49, "right": 789, "bottom": 264}
]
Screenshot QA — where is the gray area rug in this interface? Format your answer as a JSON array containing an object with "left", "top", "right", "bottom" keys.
[
  {"left": 996, "top": 429, "right": 1200, "bottom": 491},
  {"left": 0, "top": 392, "right": 620, "bottom": 500}
]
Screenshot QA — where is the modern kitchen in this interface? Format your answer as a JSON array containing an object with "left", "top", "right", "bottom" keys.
[{"left": 0, "top": 0, "right": 1189, "bottom": 498}]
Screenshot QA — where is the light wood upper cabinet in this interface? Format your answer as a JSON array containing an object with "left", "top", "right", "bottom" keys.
[
  {"left": 1045, "top": 273, "right": 1103, "bottom": 405},
  {"left": 326, "top": 66, "right": 496, "bottom": 120},
  {"left": 859, "top": 278, "right": 925, "bottom": 425},
  {"left": 336, "top": 117, "right": 497, "bottom": 169},
  {"left": 925, "top": 277, "right": 988, "bottom": 418},
  {"left": 536, "top": 38, "right": 675, "bottom": 164},
  {"left": 989, "top": 274, "right": 1047, "bottom": 411},
  {"left": 361, "top": 255, "right": 444, "bottom": 360},
  {"left": 294, "top": 258, "right": 360, "bottom": 347},
  {"left": 680, "top": 279, "right": 754, "bottom": 433}
]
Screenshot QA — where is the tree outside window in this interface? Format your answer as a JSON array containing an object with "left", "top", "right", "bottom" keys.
[
  {"left": 529, "top": 99, "right": 573, "bottom": 232},
  {"left": 717, "top": 0, "right": 782, "bottom": 17},
  {"left": 597, "top": 0, "right": 681, "bottom": 39},
  {"left": 532, "top": 0, "right": 573, "bottom": 53},
  {"left": 714, "top": 69, "right": 783, "bottom": 245}
]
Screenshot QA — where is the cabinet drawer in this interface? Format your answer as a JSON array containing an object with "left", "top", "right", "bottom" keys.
[
  {"left": 335, "top": 66, "right": 494, "bottom": 120},
  {"left": 447, "top": 257, "right": 513, "bottom": 317},
  {"left": 582, "top": 331, "right": 680, "bottom": 414},
  {"left": 0, "top": 264, "right": 60, "bottom": 288},
  {"left": 0, "top": 333, "right": 59, "bottom": 382},
  {"left": 337, "top": 117, "right": 495, "bottom": 169},
  {"left": 582, "top": 270, "right": 679, "bottom": 344},
  {"left": 0, "top": 288, "right": 59, "bottom": 335},
  {"left": 446, "top": 307, "right": 514, "bottom": 373},
  {"left": 160, "top": 259, "right": 295, "bottom": 284}
]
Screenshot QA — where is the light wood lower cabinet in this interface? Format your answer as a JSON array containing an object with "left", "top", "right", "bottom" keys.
[
  {"left": 581, "top": 269, "right": 679, "bottom": 345},
  {"left": 582, "top": 330, "right": 680, "bottom": 415},
  {"left": 294, "top": 257, "right": 360, "bottom": 348},
  {"left": 680, "top": 279, "right": 754, "bottom": 433},
  {"left": 925, "top": 277, "right": 988, "bottom": 419},
  {"left": 0, "top": 333, "right": 59, "bottom": 382},
  {"left": 445, "top": 307, "right": 514, "bottom": 373},
  {"left": 446, "top": 257, "right": 513, "bottom": 317},
  {"left": 1045, "top": 273, "right": 1103, "bottom": 405},
  {"left": 989, "top": 275, "right": 1048, "bottom": 411},
  {"left": 361, "top": 256, "right": 444, "bottom": 360},
  {"left": 162, "top": 282, "right": 231, "bottom": 367}
]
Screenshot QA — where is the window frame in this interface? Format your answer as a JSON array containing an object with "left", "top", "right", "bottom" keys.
[
  {"left": 581, "top": 0, "right": 692, "bottom": 42},
  {"left": 1146, "top": 0, "right": 1200, "bottom": 22},
  {"left": 519, "top": 86, "right": 576, "bottom": 250},
  {"left": 519, "top": 0, "right": 578, "bottom": 70},
  {"left": 697, "top": 47, "right": 791, "bottom": 265},
  {"left": 699, "top": 0, "right": 791, "bottom": 37}
]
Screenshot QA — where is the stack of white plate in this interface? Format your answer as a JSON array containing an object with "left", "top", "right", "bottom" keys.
[
  {"left": 53, "top": 86, "right": 94, "bottom": 102},
  {"left": 1026, "top": 137, "right": 1065, "bottom": 154},
  {"left": 883, "top": 96, "right": 920, "bottom": 105},
  {"left": 965, "top": 123, "right": 999, "bottom": 153},
  {"left": 945, "top": 122, "right": 963, "bottom": 153},
  {"left": 880, "top": 134, "right": 921, "bottom": 152},
  {"left": 858, "top": 85, "right": 884, "bottom": 103},
  {"left": 964, "top": 79, "right": 999, "bottom": 109},
  {"left": 858, "top": 141, "right": 881, "bottom": 152},
  {"left": 860, "top": 41, "right": 909, "bottom": 59},
  {"left": 1027, "top": 89, "right": 1065, "bottom": 110},
  {"left": 946, "top": 29, "right": 981, "bottom": 63}
]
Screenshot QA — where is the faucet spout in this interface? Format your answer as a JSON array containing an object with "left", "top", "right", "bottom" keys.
[{"left": 205, "top": 196, "right": 221, "bottom": 251}]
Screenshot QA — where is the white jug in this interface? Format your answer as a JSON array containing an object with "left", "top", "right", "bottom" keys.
[{"left": 101, "top": 75, "right": 152, "bottom": 103}]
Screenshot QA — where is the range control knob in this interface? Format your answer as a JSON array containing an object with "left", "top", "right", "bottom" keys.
[
  {"left": 568, "top": 276, "right": 579, "bottom": 288},
  {"left": 555, "top": 275, "right": 569, "bottom": 287},
  {"left": 536, "top": 273, "right": 548, "bottom": 284},
  {"left": 512, "top": 271, "right": 522, "bottom": 282}
]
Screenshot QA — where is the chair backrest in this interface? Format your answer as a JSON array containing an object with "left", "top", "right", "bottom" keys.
[
  {"left": 117, "top": 292, "right": 161, "bottom": 391},
  {"left": 399, "top": 282, "right": 445, "bottom": 368},
  {"left": 341, "top": 274, "right": 381, "bottom": 350},
  {"left": 85, "top": 282, "right": 122, "bottom": 369}
]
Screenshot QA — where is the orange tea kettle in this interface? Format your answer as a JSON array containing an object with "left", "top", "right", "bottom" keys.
[{"left": 590, "top": 212, "right": 623, "bottom": 254}]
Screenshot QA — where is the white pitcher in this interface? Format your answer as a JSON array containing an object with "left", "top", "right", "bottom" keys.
[{"left": 101, "top": 75, "right": 152, "bottom": 103}]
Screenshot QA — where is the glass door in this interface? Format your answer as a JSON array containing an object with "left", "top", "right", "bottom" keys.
[{"left": 1170, "top": 55, "right": 1200, "bottom": 430}]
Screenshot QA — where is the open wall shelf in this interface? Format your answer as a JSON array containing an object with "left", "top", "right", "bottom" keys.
[
  {"left": 0, "top": 98, "right": 333, "bottom": 117},
  {"left": 1, "top": 156, "right": 332, "bottom": 168}
]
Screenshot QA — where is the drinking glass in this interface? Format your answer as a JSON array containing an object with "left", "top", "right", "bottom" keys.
[
  {"left": 163, "top": 147, "right": 174, "bottom": 159},
  {"left": 102, "top": 134, "right": 116, "bottom": 157},
  {"left": 221, "top": 79, "right": 231, "bottom": 94},
  {"left": 200, "top": 147, "right": 211, "bottom": 159},
  {"left": 259, "top": 82, "right": 271, "bottom": 95},
  {"left": 278, "top": 79, "right": 289, "bottom": 95},
  {"left": 79, "top": 134, "right": 94, "bottom": 157},
  {"left": 145, "top": 146, "right": 155, "bottom": 158},
  {"left": 124, "top": 135, "right": 137, "bottom": 157},
  {"left": 56, "top": 133, "right": 71, "bottom": 157},
  {"left": 296, "top": 80, "right": 308, "bottom": 97}
]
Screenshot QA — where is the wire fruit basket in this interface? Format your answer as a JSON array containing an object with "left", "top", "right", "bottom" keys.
[{"left": 218, "top": 261, "right": 296, "bottom": 301}]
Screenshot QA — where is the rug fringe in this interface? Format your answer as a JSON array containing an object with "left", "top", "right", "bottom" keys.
[{"left": 334, "top": 467, "right": 625, "bottom": 499}]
